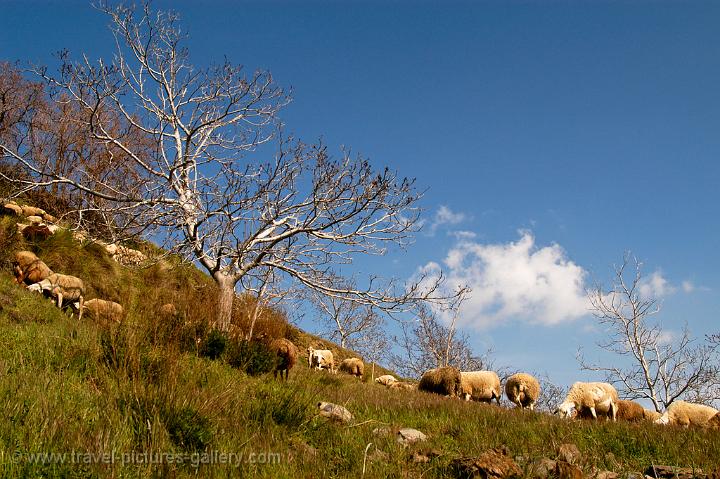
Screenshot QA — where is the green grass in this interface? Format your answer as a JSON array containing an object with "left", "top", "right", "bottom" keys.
[{"left": 0, "top": 215, "right": 719, "bottom": 477}]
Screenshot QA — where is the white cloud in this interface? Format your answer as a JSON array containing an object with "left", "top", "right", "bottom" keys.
[
  {"left": 448, "top": 230, "right": 477, "bottom": 241},
  {"left": 638, "top": 271, "right": 675, "bottom": 299},
  {"left": 681, "top": 280, "right": 695, "bottom": 293},
  {"left": 422, "top": 231, "right": 590, "bottom": 329},
  {"left": 427, "top": 206, "right": 467, "bottom": 235}
]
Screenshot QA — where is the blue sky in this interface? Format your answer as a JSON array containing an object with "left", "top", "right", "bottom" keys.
[{"left": 2, "top": 1, "right": 719, "bottom": 388}]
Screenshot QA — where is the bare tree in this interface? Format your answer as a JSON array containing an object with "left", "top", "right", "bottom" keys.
[
  {"left": 389, "top": 299, "right": 490, "bottom": 379},
  {"left": 580, "top": 253, "right": 720, "bottom": 411},
  {"left": 0, "top": 2, "right": 455, "bottom": 330},
  {"left": 311, "top": 278, "right": 386, "bottom": 349}
]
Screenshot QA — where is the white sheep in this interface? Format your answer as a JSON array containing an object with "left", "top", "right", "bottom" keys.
[
  {"left": 460, "top": 370, "right": 502, "bottom": 403},
  {"left": 556, "top": 381, "right": 619, "bottom": 421},
  {"left": 655, "top": 400, "right": 719, "bottom": 428},
  {"left": 375, "top": 374, "right": 398, "bottom": 386},
  {"left": 505, "top": 373, "right": 541, "bottom": 410},
  {"left": 309, "top": 347, "right": 335, "bottom": 373},
  {"left": 28, "top": 273, "right": 85, "bottom": 320},
  {"left": 83, "top": 298, "right": 124, "bottom": 323}
]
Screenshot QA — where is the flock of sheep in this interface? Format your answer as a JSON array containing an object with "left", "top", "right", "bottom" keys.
[
  {"left": 12, "top": 250, "right": 125, "bottom": 323},
  {"left": 277, "top": 346, "right": 720, "bottom": 429},
  {"left": 6, "top": 203, "right": 719, "bottom": 430}
]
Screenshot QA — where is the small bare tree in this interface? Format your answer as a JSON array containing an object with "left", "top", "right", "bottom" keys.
[
  {"left": 311, "top": 278, "right": 385, "bottom": 349},
  {"left": 0, "top": 2, "right": 455, "bottom": 330},
  {"left": 580, "top": 253, "right": 720, "bottom": 411},
  {"left": 389, "top": 298, "right": 490, "bottom": 379}
]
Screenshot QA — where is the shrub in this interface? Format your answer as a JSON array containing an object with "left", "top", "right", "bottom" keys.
[
  {"left": 226, "top": 339, "right": 275, "bottom": 376},
  {"left": 164, "top": 405, "right": 213, "bottom": 452},
  {"left": 198, "top": 329, "right": 227, "bottom": 360}
]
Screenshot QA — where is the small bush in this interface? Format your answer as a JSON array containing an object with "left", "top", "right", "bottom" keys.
[
  {"left": 163, "top": 405, "right": 213, "bottom": 452},
  {"left": 248, "top": 385, "right": 315, "bottom": 429},
  {"left": 199, "top": 329, "right": 227, "bottom": 360},
  {"left": 226, "top": 339, "right": 275, "bottom": 376}
]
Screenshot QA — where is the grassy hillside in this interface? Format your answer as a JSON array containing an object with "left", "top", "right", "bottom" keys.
[{"left": 0, "top": 214, "right": 719, "bottom": 477}]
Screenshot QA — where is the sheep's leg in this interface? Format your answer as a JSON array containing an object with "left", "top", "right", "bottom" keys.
[
  {"left": 77, "top": 296, "right": 84, "bottom": 321},
  {"left": 56, "top": 291, "right": 63, "bottom": 309},
  {"left": 590, "top": 407, "right": 598, "bottom": 419}
]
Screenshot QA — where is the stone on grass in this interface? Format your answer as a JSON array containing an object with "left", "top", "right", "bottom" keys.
[{"left": 317, "top": 401, "right": 354, "bottom": 423}]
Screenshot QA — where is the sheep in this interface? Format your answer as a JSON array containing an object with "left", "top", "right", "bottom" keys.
[
  {"left": 339, "top": 358, "right": 364, "bottom": 378},
  {"left": 83, "top": 298, "right": 124, "bottom": 323},
  {"left": 12, "top": 251, "right": 52, "bottom": 286},
  {"left": 270, "top": 338, "right": 298, "bottom": 380},
  {"left": 375, "top": 374, "right": 398, "bottom": 386},
  {"left": 27, "top": 273, "right": 85, "bottom": 320},
  {"left": 309, "top": 348, "right": 335, "bottom": 373},
  {"left": 643, "top": 409, "right": 662, "bottom": 422},
  {"left": 556, "top": 381, "right": 619, "bottom": 421},
  {"left": 389, "top": 381, "right": 416, "bottom": 390},
  {"left": 505, "top": 372, "right": 541, "bottom": 410},
  {"left": 655, "top": 400, "right": 719, "bottom": 427},
  {"left": 3, "top": 202, "right": 22, "bottom": 216},
  {"left": 460, "top": 370, "right": 501, "bottom": 404},
  {"left": 21, "top": 205, "right": 46, "bottom": 217},
  {"left": 708, "top": 412, "right": 720, "bottom": 429},
  {"left": 418, "top": 366, "right": 463, "bottom": 398}
]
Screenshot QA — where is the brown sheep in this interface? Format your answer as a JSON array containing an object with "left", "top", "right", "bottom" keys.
[
  {"left": 505, "top": 373, "right": 541, "bottom": 410},
  {"left": 83, "top": 299, "right": 124, "bottom": 323},
  {"left": 13, "top": 250, "right": 53, "bottom": 286},
  {"left": 339, "top": 358, "right": 364, "bottom": 378},
  {"left": 270, "top": 338, "right": 298, "bottom": 380},
  {"left": 419, "top": 366, "right": 463, "bottom": 398}
]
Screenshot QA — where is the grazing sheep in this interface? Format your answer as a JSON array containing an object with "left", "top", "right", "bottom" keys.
[
  {"left": 460, "top": 370, "right": 502, "bottom": 404},
  {"left": 655, "top": 400, "right": 719, "bottom": 427},
  {"left": 83, "top": 298, "right": 124, "bottom": 323},
  {"left": 339, "top": 358, "right": 364, "bottom": 378},
  {"left": 21, "top": 205, "right": 45, "bottom": 217},
  {"left": 505, "top": 373, "right": 541, "bottom": 410},
  {"left": 28, "top": 273, "right": 85, "bottom": 320},
  {"left": 3, "top": 202, "right": 22, "bottom": 216},
  {"left": 643, "top": 409, "right": 662, "bottom": 422},
  {"left": 556, "top": 382, "right": 619, "bottom": 421},
  {"left": 375, "top": 374, "right": 398, "bottom": 386},
  {"left": 389, "top": 381, "right": 416, "bottom": 390},
  {"left": 309, "top": 348, "right": 335, "bottom": 373},
  {"left": 13, "top": 251, "right": 52, "bottom": 286},
  {"left": 615, "top": 399, "right": 648, "bottom": 422},
  {"left": 419, "top": 366, "right": 463, "bottom": 398},
  {"left": 270, "top": 338, "right": 298, "bottom": 380},
  {"left": 708, "top": 412, "right": 720, "bottom": 429}
]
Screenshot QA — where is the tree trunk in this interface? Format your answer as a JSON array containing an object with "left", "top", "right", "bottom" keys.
[{"left": 215, "top": 273, "right": 236, "bottom": 332}]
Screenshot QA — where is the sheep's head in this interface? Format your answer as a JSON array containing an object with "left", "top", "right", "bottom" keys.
[
  {"left": 654, "top": 413, "right": 670, "bottom": 425},
  {"left": 555, "top": 402, "right": 574, "bottom": 418},
  {"left": 27, "top": 283, "right": 43, "bottom": 293}
]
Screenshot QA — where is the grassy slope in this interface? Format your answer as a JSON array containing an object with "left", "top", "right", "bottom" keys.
[{"left": 0, "top": 217, "right": 719, "bottom": 477}]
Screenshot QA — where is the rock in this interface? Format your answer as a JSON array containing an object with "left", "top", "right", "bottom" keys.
[
  {"left": 317, "top": 401, "right": 354, "bottom": 423},
  {"left": 449, "top": 446, "right": 522, "bottom": 479},
  {"left": 558, "top": 443, "right": 582, "bottom": 465},
  {"left": 530, "top": 458, "right": 583, "bottom": 479},
  {"left": 530, "top": 458, "right": 558, "bottom": 479},
  {"left": 595, "top": 472, "right": 619, "bottom": 479},
  {"left": 556, "top": 461, "right": 584, "bottom": 479},
  {"left": 397, "top": 428, "right": 427, "bottom": 445},
  {"left": 645, "top": 465, "right": 704, "bottom": 479}
]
